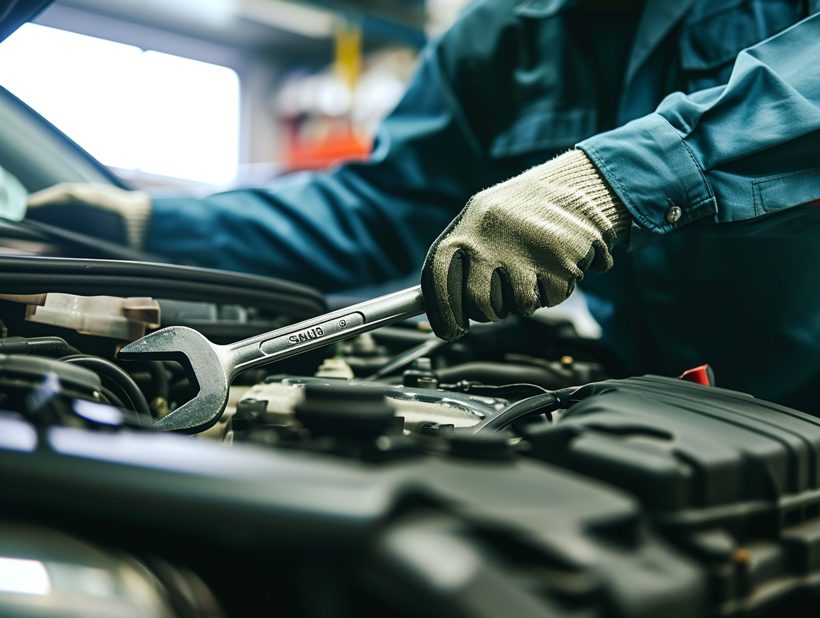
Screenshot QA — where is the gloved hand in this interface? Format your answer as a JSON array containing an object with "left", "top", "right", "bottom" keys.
[
  {"left": 26, "top": 183, "right": 152, "bottom": 249},
  {"left": 421, "top": 149, "right": 632, "bottom": 341}
]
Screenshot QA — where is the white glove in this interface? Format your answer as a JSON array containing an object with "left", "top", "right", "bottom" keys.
[
  {"left": 421, "top": 149, "right": 631, "bottom": 340},
  {"left": 27, "top": 183, "right": 152, "bottom": 249}
]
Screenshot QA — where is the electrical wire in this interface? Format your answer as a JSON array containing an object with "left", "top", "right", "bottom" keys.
[
  {"left": 365, "top": 336, "right": 447, "bottom": 381},
  {"left": 60, "top": 354, "right": 152, "bottom": 419},
  {"left": 442, "top": 382, "right": 550, "bottom": 400}
]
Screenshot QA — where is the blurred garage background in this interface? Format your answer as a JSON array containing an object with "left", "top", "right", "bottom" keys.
[{"left": 0, "top": 0, "right": 469, "bottom": 194}]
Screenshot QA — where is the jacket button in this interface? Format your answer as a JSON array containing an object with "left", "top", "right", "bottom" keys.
[{"left": 665, "top": 204, "right": 682, "bottom": 224}]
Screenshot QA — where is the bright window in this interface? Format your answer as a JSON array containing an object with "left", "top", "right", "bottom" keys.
[{"left": 0, "top": 24, "right": 239, "bottom": 185}]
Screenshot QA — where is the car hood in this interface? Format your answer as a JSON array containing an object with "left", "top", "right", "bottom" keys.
[{"left": 0, "top": 0, "right": 52, "bottom": 43}]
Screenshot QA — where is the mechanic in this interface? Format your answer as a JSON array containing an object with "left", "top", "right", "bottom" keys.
[{"left": 26, "top": 1, "right": 820, "bottom": 409}]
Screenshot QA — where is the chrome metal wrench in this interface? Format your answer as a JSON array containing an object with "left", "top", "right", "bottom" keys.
[{"left": 118, "top": 285, "right": 425, "bottom": 432}]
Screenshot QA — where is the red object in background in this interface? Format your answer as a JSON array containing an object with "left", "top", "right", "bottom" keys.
[
  {"left": 678, "top": 364, "right": 715, "bottom": 386},
  {"left": 282, "top": 121, "right": 371, "bottom": 172}
]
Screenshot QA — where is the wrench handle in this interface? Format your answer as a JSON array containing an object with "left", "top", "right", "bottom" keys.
[{"left": 225, "top": 286, "right": 426, "bottom": 376}]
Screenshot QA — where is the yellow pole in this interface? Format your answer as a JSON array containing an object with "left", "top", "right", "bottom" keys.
[{"left": 334, "top": 20, "right": 362, "bottom": 90}]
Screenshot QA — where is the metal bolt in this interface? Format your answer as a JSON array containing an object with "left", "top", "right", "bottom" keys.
[
  {"left": 150, "top": 397, "right": 170, "bottom": 419},
  {"left": 416, "top": 376, "right": 439, "bottom": 389},
  {"left": 731, "top": 548, "right": 752, "bottom": 566}
]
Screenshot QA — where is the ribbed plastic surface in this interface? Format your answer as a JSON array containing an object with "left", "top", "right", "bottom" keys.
[{"left": 525, "top": 376, "right": 820, "bottom": 614}]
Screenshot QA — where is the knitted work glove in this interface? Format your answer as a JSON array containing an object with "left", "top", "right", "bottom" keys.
[
  {"left": 27, "top": 183, "right": 151, "bottom": 250},
  {"left": 421, "top": 149, "right": 631, "bottom": 341}
]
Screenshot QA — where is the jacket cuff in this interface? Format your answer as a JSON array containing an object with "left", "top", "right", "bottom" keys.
[
  {"left": 537, "top": 149, "right": 632, "bottom": 238},
  {"left": 577, "top": 113, "right": 718, "bottom": 236}
]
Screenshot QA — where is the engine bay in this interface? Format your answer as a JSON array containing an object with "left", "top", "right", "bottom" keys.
[{"left": 2, "top": 255, "right": 820, "bottom": 617}]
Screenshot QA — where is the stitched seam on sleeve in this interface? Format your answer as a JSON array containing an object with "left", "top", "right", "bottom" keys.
[
  {"left": 753, "top": 181, "right": 761, "bottom": 217},
  {"left": 752, "top": 166, "right": 820, "bottom": 213},
  {"left": 678, "top": 137, "right": 714, "bottom": 204},
  {"left": 753, "top": 166, "right": 820, "bottom": 186}
]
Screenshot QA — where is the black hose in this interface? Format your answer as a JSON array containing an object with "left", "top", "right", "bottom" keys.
[
  {"left": 125, "top": 362, "right": 171, "bottom": 401},
  {"left": 60, "top": 355, "right": 152, "bottom": 419},
  {"left": 472, "top": 392, "right": 559, "bottom": 433},
  {"left": 147, "top": 361, "right": 170, "bottom": 400},
  {"left": 98, "top": 386, "right": 126, "bottom": 410},
  {"left": 0, "top": 336, "right": 80, "bottom": 357},
  {"left": 435, "top": 362, "right": 572, "bottom": 389}
]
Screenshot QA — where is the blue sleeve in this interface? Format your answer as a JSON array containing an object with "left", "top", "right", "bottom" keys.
[
  {"left": 145, "top": 32, "right": 491, "bottom": 291},
  {"left": 147, "top": 49, "right": 474, "bottom": 291},
  {"left": 147, "top": 0, "right": 576, "bottom": 291},
  {"left": 578, "top": 13, "right": 820, "bottom": 240}
]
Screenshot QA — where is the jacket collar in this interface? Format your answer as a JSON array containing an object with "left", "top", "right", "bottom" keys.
[
  {"left": 624, "top": 0, "right": 696, "bottom": 87},
  {"left": 514, "top": 0, "right": 696, "bottom": 96},
  {"left": 515, "top": 0, "right": 693, "bottom": 76}
]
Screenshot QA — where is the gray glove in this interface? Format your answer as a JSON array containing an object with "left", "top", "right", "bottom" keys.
[
  {"left": 421, "top": 149, "right": 631, "bottom": 341},
  {"left": 27, "top": 183, "right": 152, "bottom": 249}
]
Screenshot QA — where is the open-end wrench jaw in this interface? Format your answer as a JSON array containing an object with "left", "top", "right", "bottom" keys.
[
  {"left": 119, "top": 326, "right": 229, "bottom": 433},
  {"left": 118, "top": 286, "right": 426, "bottom": 433}
]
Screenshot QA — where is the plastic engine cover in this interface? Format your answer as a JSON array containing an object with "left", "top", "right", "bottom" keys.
[
  {"left": 523, "top": 376, "right": 820, "bottom": 614},
  {"left": 0, "top": 412, "right": 705, "bottom": 618}
]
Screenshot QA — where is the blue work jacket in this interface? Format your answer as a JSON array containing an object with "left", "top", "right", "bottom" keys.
[{"left": 148, "top": 0, "right": 820, "bottom": 409}]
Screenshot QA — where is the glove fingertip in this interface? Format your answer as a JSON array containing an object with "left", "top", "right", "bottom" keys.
[
  {"left": 490, "top": 267, "right": 513, "bottom": 319},
  {"left": 420, "top": 248, "right": 469, "bottom": 341}
]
